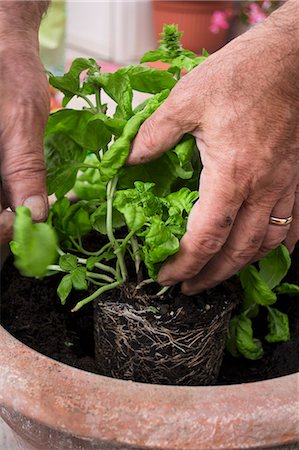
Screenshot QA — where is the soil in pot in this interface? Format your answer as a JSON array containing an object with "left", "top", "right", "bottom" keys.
[{"left": 0, "top": 245, "right": 298, "bottom": 386}]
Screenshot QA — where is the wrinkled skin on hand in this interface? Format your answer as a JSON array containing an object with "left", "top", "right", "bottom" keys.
[
  {"left": 0, "top": 44, "right": 49, "bottom": 245},
  {"left": 129, "top": 3, "right": 299, "bottom": 294}
]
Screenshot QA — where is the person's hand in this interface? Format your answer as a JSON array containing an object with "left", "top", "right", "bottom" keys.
[
  {"left": 0, "top": 2, "right": 50, "bottom": 245},
  {"left": 128, "top": 2, "right": 299, "bottom": 294}
]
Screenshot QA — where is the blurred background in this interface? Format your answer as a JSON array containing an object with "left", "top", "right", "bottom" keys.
[
  {"left": 38, "top": 0, "right": 282, "bottom": 108},
  {"left": 40, "top": 0, "right": 282, "bottom": 68}
]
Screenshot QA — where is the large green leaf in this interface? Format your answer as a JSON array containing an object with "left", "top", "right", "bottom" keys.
[
  {"left": 10, "top": 207, "right": 58, "bottom": 278},
  {"left": 49, "top": 58, "right": 99, "bottom": 106},
  {"left": 90, "top": 72, "right": 133, "bottom": 120},
  {"left": 117, "top": 65, "right": 176, "bottom": 93},
  {"left": 46, "top": 110, "right": 112, "bottom": 152},
  {"left": 99, "top": 90, "right": 169, "bottom": 182},
  {"left": 44, "top": 133, "right": 86, "bottom": 197},
  {"left": 259, "top": 245, "right": 291, "bottom": 289},
  {"left": 239, "top": 265, "right": 277, "bottom": 306},
  {"left": 236, "top": 314, "right": 264, "bottom": 360},
  {"left": 265, "top": 307, "right": 290, "bottom": 343}
]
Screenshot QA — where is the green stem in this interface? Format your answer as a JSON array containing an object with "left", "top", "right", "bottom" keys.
[
  {"left": 86, "top": 277, "right": 105, "bottom": 287},
  {"left": 157, "top": 286, "right": 170, "bottom": 297},
  {"left": 96, "top": 88, "right": 102, "bottom": 113},
  {"left": 70, "top": 237, "right": 113, "bottom": 257},
  {"left": 136, "top": 278, "right": 154, "bottom": 290},
  {"left": 47, "top": 265, "right": 114, "bottom": 283},
  {"left": 47, "top": 265, "right": 64, "bottom": 272},
  {"left": 131, "top": 235, "right": 141, "bottom": 275},
  {"left": 86, "top": 271, "right": 114, "bottom": 283},
  {"left": 77, "top": 93, "right": 97, "bottom": 113},
  {"left": 106, "top": 177, "right": 127, "bottom": 281},
  {"left": 72, "top": 281, "right": 121, "bottom": 312},
  {"left": 77, "top": 257, "right": 116, "bottom": 276}
]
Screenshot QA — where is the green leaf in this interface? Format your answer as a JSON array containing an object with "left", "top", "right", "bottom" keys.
[
  {"left": 91, "top": 203, "right": 125, "bottom": 234},
  {"left": 44, "top": 133, "right": 86, "bottom": 197},
  {"left": 71, "top": 267, "right": 88, "bottom": 290},
  {"left": 11, "top": 207, "right": 58, "bottom": 278},
  {"left": 49, "top": 58, "right": 99, "bottom": 106},
  {"left": 165, "top": 188, "right": 198, "bottom": 215},
  {"left": 46, "top": 110, "right": 112, "bottom": 152},
  {"left": 239, "top": 265, "right": 277, "bottom": 306},
  {"left": 57, "top": 274, "right": 73, "bottom": 305},
  {"left": 236, "top": 314, "right": 264, "bottom": 360},
  {"left": 276, "top": 283, "right": 299, "bottom": 296},
  {"left": 117, "top": 65, "right": 176, "bottom": 93},
  {"left": 259, "top": 245, "right": 291, "bottom": 289},
  {"left": 140, "top": 49, "right": 167, "bottom": 63},
  {"left": 90, "top": 72, "right": 133, "bottom": 120},
  {"left": 59, "top": 254, "right": 78, "bottom": 272},
  {"left": 226, "top": 316, "right": 239, "bottom": 358},
  {"left": 99, "top": 90, "right": 169, "bottom": 182},
  {"left": 62, "top": 202, "right": 93, "bottom": 237},
  {"left": 265, "top": 307, "right": 290, "bottom": 343},
  {"left": 170, "top": 55, "right": 198, "bottom": 72},
  {"left": 141, "top": 217, "right": 179, "bottom": 279}
]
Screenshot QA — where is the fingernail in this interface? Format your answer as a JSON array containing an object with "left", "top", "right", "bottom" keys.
[{"left": 23, "top": 195, "right": 47, "bottom": 222}]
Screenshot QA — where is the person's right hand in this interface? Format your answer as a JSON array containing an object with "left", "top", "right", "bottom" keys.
[
  {"left": 128, "top": 1, "right": 299, "bottom": 294},
  {"left": 0, "top": 3, "right": 50, "bottom": 245}
]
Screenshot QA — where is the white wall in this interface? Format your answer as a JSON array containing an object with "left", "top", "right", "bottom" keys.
[{"left": 66, "top": 0, "right": 156, "bottom": 64}]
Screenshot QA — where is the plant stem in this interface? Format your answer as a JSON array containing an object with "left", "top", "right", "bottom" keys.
[
  {"left": 72, "top": 281, "right": 121, "bottom": 312},
  {"left": 96, "top": 88, "right": 103, "bottom": 113},
  {"left": 131, "top": 235, "right": 141, "bottom": 275},
  {"left": 77, "top": 92, "right": 97, "bottom": 113},
  {"left": 47, "top": 265, "right": 64, "bottom": 272},
  {"left": 157, "top": 286, "right": 170, "bottom": 297},
  {"left": 70, "top": 237, "right": 113, "bottom": 257},
  {"left": 136, "top": 278, "right": 155, "bottom": 290},
  {"left": 77, "top": 257, "right": 116, "bottom": 276},
  {"left": 86, "top": 271, "right": 115, "bottom": 283},
  {"left": 106, "top": 177, "right": 127, "bottom": 281}
]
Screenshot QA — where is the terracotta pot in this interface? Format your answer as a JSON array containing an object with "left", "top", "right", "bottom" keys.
[
  {"left": 152, "top": 0, "right": 232, "bottom": 54},
  {"left": 0, "top": 249, "right": 298, "bottom": 449}
]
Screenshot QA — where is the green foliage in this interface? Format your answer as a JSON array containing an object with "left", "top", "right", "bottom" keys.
[
  {"left": 140, "top": 24, "right": 208, "bottom": 77},
  {"left": 11, "top": 207, "right": 58, "bottom": 278},
  {"left": 12, "top": 23, "right": 298, "bottom": 356},
  {"left": 227, "top": 244, "right": 297, "bottom": 359}
]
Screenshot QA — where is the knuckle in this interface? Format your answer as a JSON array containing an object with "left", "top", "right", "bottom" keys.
[
  {"left": 185, "top": 233, "right": 224, "bottom": 258},
  {"left": 260, "top": 228, "right": 289, "bottom": 254},
  {"left": 3, "top": 156, "right": 46, "bottom": 181}
]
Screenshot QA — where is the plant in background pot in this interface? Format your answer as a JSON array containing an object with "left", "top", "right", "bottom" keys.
[
  {"left": 151, "top": 0, "right": 233, "bottom": 54},
  {"left": 0, "top": 24, "right": 298, "bottom": 450}
]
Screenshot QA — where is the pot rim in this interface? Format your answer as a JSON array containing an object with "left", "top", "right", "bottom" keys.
[{"left": 0, "top": 324, "right": 298, "bottom": 449}]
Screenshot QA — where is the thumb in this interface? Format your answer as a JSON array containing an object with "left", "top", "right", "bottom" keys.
[
  {"left": 1, "top": 95, "right": 49, "bottom": 222},
  {"left": 127, "top": 90, "right": 194, "bottom": 165}
]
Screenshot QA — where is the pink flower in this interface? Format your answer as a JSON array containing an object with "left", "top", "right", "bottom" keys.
[
  {"left": 262, "top": 0, "right": 271, "bottom": 10},
  {"left": 209, "top": 10, "right": 231, "bottom": 34},
  {"left": 248, "top": 3, "right": 267, "bottom": 25}
]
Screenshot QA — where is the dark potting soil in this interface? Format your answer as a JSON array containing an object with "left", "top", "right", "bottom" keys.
[{"left": 0, "top": 246, "right": 298, "bottom": 385}]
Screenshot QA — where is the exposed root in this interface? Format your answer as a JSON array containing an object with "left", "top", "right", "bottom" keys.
[{"left": 94, "top": 285, "right": 237, "bottom": 385}]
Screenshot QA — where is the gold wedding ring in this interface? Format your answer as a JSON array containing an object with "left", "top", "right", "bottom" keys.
[{"left": 269, "top": 215, "right": 293, "bottom": 226}]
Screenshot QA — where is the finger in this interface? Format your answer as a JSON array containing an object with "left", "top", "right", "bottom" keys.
[
  {"left": 181, "top": 195, "right": 274, "bottom": 294},
  {"left": 158, "top": 168, "right": 245, "bottom": 286},
  {"left": 0, "top": 209, "right": 15, "bottom": 244},
  {"left": 127, "top": 83, "right": 199, "bottom": 165},
  {"left": 253, "top": 191, "right": 295, "bottom": 261},
  {"left": 0, "top": 86, "right": 49, "bottom": 222},
  {"left": 284, "top": 186, "right": 299, "bottom": 253}
]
